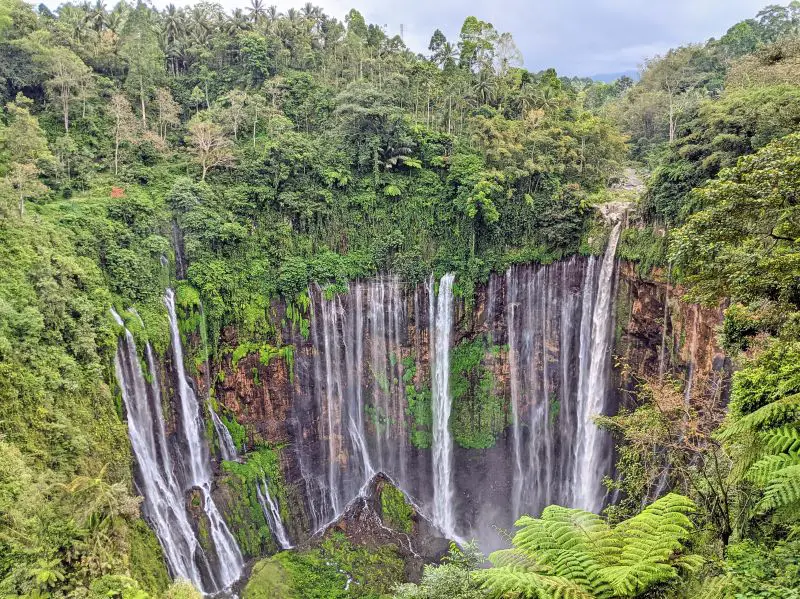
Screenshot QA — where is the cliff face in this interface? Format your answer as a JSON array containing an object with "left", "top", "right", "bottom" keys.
[
  {"left": 197, "top": 259, "right": 729, "bottom": 552},
  {"left": 614, "top": 263, "right": 730, "bottom": 415}
]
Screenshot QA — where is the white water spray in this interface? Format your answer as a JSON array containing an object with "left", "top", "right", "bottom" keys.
[
  {"left": 164, "top": 290, "right": 244, "bottom": 590},
  {"left": 112, "top": 308, "right": 207, "bottom": 587},
  {"left": 256, "top": 476, "right": 293, "bottom": 549},
  {"left": 430, "top": 273, "right": 456, "bottom": 537},
  {"left": 574, "top": 222, "right": 622, "bottom": 512}
]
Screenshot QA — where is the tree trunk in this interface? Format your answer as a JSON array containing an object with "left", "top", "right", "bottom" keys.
[
  {"left": 62, "top": 87, "right": 70, "bottom": 133},
  {"left": 114, "top": 121, "right": 120, "bottom": 175},
  {"left": 140, "top": 78, "right": 147, "bottom": 128}
]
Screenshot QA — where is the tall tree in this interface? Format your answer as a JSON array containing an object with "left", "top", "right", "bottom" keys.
[
  {"left": 108, "top": 92, "right": 138, "bottom": 175},
  {"left": 0, "top": 94, "right": 51, "bottom": 215},
  {"left": 120, "top": 4, "right": 164, "bottom": 128},
  {"left": 20, "top": 33, "right": 92, "bottom": 132},
  {"left": 186, "top": 116, "right": 233, "bottom": 180},
  {"left": 154, "top": 87, "right": 180, "bottom": 140}
]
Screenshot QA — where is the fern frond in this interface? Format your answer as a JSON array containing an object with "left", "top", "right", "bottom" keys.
[
  {"left": 482, "top": 494, "right": 700, "bottom": 599},
  {"left": 746, "top": 453, "right": 800, "bottom": 485},
  {"left": 605, "top": 494, "right": 700, "bottom": 596},
  {"left": 601, "top": 562, "right": 679, "bottom": 596},
  {"left": 504, "top": 507, "right": 615, "bottom": 595},
  {"left": 755, "top": 464, "right": 800, "bottom": 514},
  {"left": 673, "top": 553, "right": 705, "bottom": 574},
  {"left": 488, "top": 547, "right": 542, "bottom": 571},
  {"left": 719, "top": 393, "right": 800, "bottom": 439},
  {"left": 513, "top": 506, "right": 615, "bottom": 561},
  {"left": 476, "top": 567, "right": 598, "bottom": 599},
  {"left": 763, "top": 426, "right": 800, "bottom": 454}
]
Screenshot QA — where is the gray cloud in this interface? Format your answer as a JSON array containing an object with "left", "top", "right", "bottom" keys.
[{"left": 149, "top": 0, "right": 771, "bottom": 75}]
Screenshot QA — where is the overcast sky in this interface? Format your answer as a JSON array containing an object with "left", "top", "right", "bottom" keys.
[{"left": 151, "top": 0, "right": 772, "bottom": 76}]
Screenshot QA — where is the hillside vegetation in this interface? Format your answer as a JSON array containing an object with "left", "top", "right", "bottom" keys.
[{"left": 1, "top": 0, "right": 800, "bottom": 597}]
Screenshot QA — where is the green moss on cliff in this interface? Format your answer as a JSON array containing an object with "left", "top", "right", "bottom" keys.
[
  {"left": 380, "top": 484, "right": 414, "bottom": 534},
  {"left": 230, "top": 342, "right": 295, "bottom": 381},
  {"left": 220, "top": 446, "right": 289, "bottom": 556},
  {"left": 450, "top": 337, "right": 507, "bottom": 449},
  {"left": 218, "top": 469, "right": 274, "bottom": 557},
  {"left": 222, "top": 413, "right": 247, "bottom": 452},
  {"left": 403, "top": 357, "right": 432, "bottom": 449},
  {"left": 616, "top": 225, "right": 668, "bottom": 277}
]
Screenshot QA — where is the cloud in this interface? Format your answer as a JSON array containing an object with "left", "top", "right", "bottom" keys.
[{"left": 143, "top": 0, "right": 771, "bottom": 75}]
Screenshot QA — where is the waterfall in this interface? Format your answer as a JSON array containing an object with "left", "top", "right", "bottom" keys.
[
  {"left": 256, "top": 476, "right": 293, "bottom": 550},
  {"left": 294, "top": 247, "right": 622, "bottom": 544},
  {"left": 574, "top": 222, "right": 622, "bottom": 512},
  {"left": 163, "top": 289, "right": 244, "bottom": 590},
  {"left": 506, "top": 268, "right": 524, "bottom": 519},
  {"left": 112, "top": 308, "right": 208, "bottom": 587},
  {"left": 305, "top": 277, "right": 411, "bottom": 531},
  {"left": 504, "top": 227, "right": 621, "bottom": 521},
  {"left": 210, "top": 408, "right": 239, "bottom": 462},
  {"left": 430, "top": 273, "right": 456, "bottom": 537}
]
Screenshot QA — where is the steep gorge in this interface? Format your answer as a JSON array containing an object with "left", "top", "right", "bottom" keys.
[{"left": 112, "top": 221, "right": 729, "bottom": 592}]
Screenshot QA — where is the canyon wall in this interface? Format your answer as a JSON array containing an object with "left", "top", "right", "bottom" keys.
[{"left": 200, "top": 256, "right": 729, "bottom": 554}]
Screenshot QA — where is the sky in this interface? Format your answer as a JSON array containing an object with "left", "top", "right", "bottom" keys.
[{"left": 159, "top": 0, "right": 771, "bottom": 76}]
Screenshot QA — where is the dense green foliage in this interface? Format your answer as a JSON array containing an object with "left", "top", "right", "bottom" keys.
[
  {"left": 219, "top": 446, "right": 287, "bottom": 556},
  {"left": 380, "top": 483, "right": 415, "bottom": 534},
  {"left": 2, "top": 0, "right": 800, "bottom": 596},
  {"left": 477, "top": 494, "right": 702, "bottom": 598},
  {"left": 243, "top": 532, "right": 404, "bottom": 599},
  {"left": 450, "top": 336, "right": 506, "bottom": 449},
  {"left": 0, "top": 0, "right": 629, "bottom": 340},
  {"left": 0, "top": 0, "right": 627, "bottom": 592},
  {"left": 599, "top": 5, "right": 800, "bottom": 598},
  {"left": 394, "top": 542, "right": 486, "bottom": 599}
]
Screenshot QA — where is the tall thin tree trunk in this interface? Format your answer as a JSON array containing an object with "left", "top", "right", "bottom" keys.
[
  {"left": 140, "top": 78, "right": 147, "bottom": 128},
  {"left": 62, "top": 88, "right": 70, "bottom": 133}
]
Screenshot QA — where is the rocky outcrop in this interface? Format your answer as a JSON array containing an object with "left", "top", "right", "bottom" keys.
[{"left": 311, "top": 473, "right": 451, "bottom": 582}]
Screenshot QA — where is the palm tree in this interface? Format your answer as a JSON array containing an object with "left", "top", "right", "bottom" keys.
[
  {"left": 518, "top": 82, "right": 538, "bottom": 114},
  {"left": 189, "top": 5, "right": 212, "bottom": 46},
  {"left": 162, "top": 3, "right": 181, "bottom": 44},
  {"left": 534, "top": 85, "right": 560, "bottom": 112},
  {"left": 247, "top": 0, "right": 265, "bottom": 24},
  {"left": 84, "top": 0, "right": 107, "bottom": 32},
  {"left": 265, "top": 5, "right": 280, "bottom": 30},
  {"left": 106, "top": 2, "right": 127, "bottom": 34},
  {"left": 227, "top": 9, "right": 251, "bottom": 35},
  {"left": 473, "top": 69, "right": 496, "bottom": 105}
]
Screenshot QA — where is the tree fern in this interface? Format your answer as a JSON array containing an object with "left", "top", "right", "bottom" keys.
[
  {"left": 722, "top": 341, "right": 800, "bottom": 521},
  {"left": 756, "top": 464, "right": 800, "bottom": 514},
  {"left": 746, "top": 453, "right": 800, "bottom": 485},
  {"left": 763, "top": 426, "right": 800, "bottom": 454},
  {"left": 478, "top": 568, "right": 595, "bottom": 599},
  {"left": 476, "top": 494, "right": 700, "bottom": 599},
  {"left": 718, "top": 393, "right": 800, "bottom": 439},
  {"left": 601, "top": 494, "right": 699, "bottom": 596}
]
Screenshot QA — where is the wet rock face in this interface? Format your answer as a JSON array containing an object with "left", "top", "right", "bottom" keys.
[
  {"left": 311, "top": 473, "right": 451, "bottom": 582},
  {"left": 201, "top": 259, "right": 728, "bottom": 552},
  {"left": 614, "top": 263, "right": 731, "bottom": 412}
]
